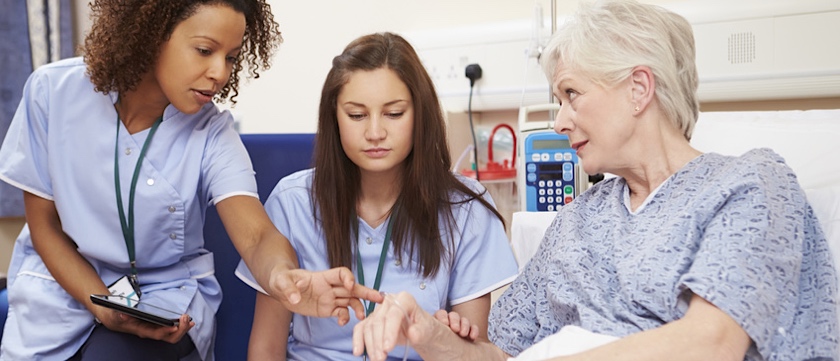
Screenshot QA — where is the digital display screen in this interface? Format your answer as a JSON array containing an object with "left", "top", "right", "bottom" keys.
[
  {"left": 538, "top": 163, "right": 565, "bottom": 172},
  {"left": 532, "top": 139, "right": 571, "bottom": 150},
  {"left": 539, "top": 173, "right": 564, "bottom": 180}
]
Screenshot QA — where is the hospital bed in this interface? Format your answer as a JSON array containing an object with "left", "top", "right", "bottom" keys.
[{"left": 510, "top": 109, "right": 840, "bottom": 339}]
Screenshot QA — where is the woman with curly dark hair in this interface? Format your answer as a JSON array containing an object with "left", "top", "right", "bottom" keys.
[{"left": 0, "top": 1, "right": 381, "bottom": 360}]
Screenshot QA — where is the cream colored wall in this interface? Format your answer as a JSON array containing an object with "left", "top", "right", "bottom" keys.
[
  {"left": 229, "top": 0, "right": 681, "bottom": 134},
  {"left": 70, "top": 0, "right": 683, "bottom": 134}
]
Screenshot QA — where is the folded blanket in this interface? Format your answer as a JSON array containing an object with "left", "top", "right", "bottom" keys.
[{"left": 509, "top": 326, "right": 619, "bottom": 361}]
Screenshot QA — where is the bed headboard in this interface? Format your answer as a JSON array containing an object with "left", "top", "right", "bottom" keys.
[
  {"left": 690, "top": 110, "right": 840, "bottom": 273},
  {"left": 690, "top": 109, "right": 840, "bottom": 190}
]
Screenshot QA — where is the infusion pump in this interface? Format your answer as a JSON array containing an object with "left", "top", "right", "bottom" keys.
[{"left": 517, "top": 104, "right": 589, "bottom": 211}]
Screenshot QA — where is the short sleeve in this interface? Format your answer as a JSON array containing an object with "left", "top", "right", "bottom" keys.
[
  {"left": 0, "top": 69, "right": 53, "bottom": 200},
  {"left": 489, "top": 214, "right": 560, "bottom": 357},
  {"left": 201, "top": 113, "right": 257, "bottom": 204},
  {"left": 678, "top": 154, "right": 812, "bottom": 358},
  {"left": 447, "top": 187, "right": 518, "bottom": 305}
]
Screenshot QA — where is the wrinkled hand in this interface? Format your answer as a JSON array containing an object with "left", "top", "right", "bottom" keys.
[
  {"left": 352, "top": 292, "right": 439, "bottom": 361},
  {"left": 434, "top": 309, "right": 479, "bottom": 341},
  {"left": 270, "top": 267, "right": 384, "bottom": 325},
  {"left": 96, "top": 308, "right": 193, "bottom": 344}
]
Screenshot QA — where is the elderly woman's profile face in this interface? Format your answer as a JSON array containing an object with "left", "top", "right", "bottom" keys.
[{"left": 551, "top": 61, "right": 637, "bottom": 176}]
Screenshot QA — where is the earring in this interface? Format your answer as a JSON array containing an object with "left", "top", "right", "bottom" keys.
[{"left": 634, "top": 106, "right": 640, "bottom": 112}]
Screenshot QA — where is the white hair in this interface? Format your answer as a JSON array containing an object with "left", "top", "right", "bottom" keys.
[{"left": 540, "top": 0, "right": 699, "bottom": 140}]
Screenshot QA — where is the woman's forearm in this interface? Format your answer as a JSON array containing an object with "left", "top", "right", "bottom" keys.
[
  {"left": 24, "top": 192, "right": 110, "bottom": 315},
  {"left": 248, "top": 292, "right": 291, "bottom": 361},
  {"left": 548, "top": 294, "right": 750, "bottom": 361},
  {"left": 215, "top": 195, "right": 298, "bottom": 293}
]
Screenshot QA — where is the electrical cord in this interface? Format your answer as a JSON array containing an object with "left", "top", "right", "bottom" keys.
[{"left": 465, "top": 64, "right": 483, "bottom": 181}]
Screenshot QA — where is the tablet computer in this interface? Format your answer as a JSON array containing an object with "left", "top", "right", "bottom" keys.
[{"left": 90, "top": 294, "right": 185, "bottom": 327}]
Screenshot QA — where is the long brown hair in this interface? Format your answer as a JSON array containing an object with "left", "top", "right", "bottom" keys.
[
  {"left": 313, "top": 32, "right": 505, "bottom": 278},
  {"left": 83, "top": 0, "right": 281, "bottom": 104}
]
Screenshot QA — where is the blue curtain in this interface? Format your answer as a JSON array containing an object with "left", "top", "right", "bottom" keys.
[{"left": 0, "top": 0, "right": 73, "bottom": 217}]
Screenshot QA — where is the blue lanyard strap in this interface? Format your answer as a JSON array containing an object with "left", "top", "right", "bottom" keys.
[
  {"left": 114, "top": 113, "right": 162, "bottom": 283},
  {"left": 354, "top": 210, "right": 396, "bottom": 317}
]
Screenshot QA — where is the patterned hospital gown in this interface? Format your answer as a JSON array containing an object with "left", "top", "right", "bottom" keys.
[{"left": 489, "top": 149, "right": 839, "bottom": 360}]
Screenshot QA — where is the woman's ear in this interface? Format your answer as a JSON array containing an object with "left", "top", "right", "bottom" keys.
[{"left": 630, "top": 66, "right": 655, "bottom": 114}]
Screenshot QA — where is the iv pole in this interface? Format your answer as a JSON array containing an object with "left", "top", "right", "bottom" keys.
[
  {"left": 537, "top": 0, "right": 557, "bottom": 122},
  {"left": 548, "top": 0, "right": 558, "bottom": 119}
]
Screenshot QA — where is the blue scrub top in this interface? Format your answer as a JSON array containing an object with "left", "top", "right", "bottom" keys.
[
  {"left": 236, "top": 169, "right": 519, "bottom": 360},
  {"left": 0, "top": 57, "right": 258, "bottom": 361}
]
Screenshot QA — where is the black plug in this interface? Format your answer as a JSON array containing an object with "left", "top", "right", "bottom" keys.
[{"left": 465, "top": 63, "right": 482, "bottom": 87}]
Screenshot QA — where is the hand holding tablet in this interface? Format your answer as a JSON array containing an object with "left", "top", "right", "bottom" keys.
[{"left": 90, "top": 294, "right": 190, "bottom": 327}]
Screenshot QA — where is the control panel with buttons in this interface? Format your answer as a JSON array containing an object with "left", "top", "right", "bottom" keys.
[{"left": 522, "top": 131, "right": 578, "bottom": 211}]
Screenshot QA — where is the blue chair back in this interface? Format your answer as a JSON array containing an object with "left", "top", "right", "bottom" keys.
[
  {"left": 203, "top": 133, "right": 315, "bottom": 360},
  {"left": 0, "top": 287, "right": 7, "bottom": 342}
]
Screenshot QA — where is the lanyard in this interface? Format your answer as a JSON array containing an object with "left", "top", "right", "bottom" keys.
[
  {"left": 354, "top": 211, "right": 396, "bottom": 317},
  {"left": 114, "top": 113, "right": 162, "bottom": 286}
]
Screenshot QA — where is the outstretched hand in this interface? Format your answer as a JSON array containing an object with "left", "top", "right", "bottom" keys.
[{"left": 269, "top": 267, "right": 384, "bottom": 325}]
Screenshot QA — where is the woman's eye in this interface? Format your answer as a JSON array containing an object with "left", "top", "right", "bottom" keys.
[
  {"left": 197, "top": 48, "right": 211, "bottom": 55},
  {"left": 566, "top": 89, "right": 578, "bottom": 101},
  {"left": 386, "top": 112, "right": 404, "bottom": 119},
  {"left": 225, "top": 56, "right": 237, "bottom": 64},
  {"left": 348, "top": 114, "right": 365, "bottom": 120}
]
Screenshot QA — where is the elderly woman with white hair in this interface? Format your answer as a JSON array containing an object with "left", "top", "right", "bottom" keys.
[{"left": 348, "top": 0, "right": 839, "bottom": 360}]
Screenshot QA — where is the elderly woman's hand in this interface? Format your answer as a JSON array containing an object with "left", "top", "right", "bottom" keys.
[
  {"left": 351, "top": 292, "right": 437, "bottom": 361},
  {"left": 352, "top": 292, "right": 511, "bottom": 361},
  {"left": 269, "top": 267, "right": 384, "bottom": 326}
]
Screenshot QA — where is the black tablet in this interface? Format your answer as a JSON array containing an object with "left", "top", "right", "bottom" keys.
[{"left": 90, "top": 294, "right": 184, "bottom": 327}]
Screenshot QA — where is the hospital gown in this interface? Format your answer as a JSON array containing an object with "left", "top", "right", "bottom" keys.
[{"left": 489, "top": 149, "right": 839, "bottom": 360}]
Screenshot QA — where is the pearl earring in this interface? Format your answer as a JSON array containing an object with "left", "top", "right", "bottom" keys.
[{"left": 634, "top": 106, "right": 640, "bottom": 112}]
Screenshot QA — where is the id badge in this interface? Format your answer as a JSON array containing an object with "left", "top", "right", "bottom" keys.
[{"left": 107, "top": 275, "right": 142, "bottom": 306}]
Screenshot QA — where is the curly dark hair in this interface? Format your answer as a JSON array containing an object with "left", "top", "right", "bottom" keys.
[{"left": 83, "top": 0, "right": 282, "bottom": 104}]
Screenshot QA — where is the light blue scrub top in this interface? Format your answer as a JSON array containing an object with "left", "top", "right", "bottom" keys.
[
  {"left": 236, "top": 169, "right": 519, "bottom": 361},
  {"left": 0, "top": 57, "right": 258, "bottom": 361},
  {"left": 490, "top": 150, "right": 839, "bottom": 360}
]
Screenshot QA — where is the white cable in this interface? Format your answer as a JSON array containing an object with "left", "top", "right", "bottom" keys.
[
  {"left": 520, "top": 1, "right": 543, "bottom": 109},
  {"left": 452, "top": 144, "right": 475, "bottom": 173},
  {"left": 383, "top": 293, "right": 412, "bottom": 361},
  {"left": 518, "top": 50, "right": 533, "bottom": 110}
]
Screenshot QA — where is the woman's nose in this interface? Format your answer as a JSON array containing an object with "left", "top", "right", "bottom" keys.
[
  {"left": 553, "top": 105, "right": 573, "bottom": 135},
  {"left": 206, "top": 56, "right": 230, "bottom": 84},
  {"left": 366, "top": 115, "right": 386, "bottom": 140}
]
